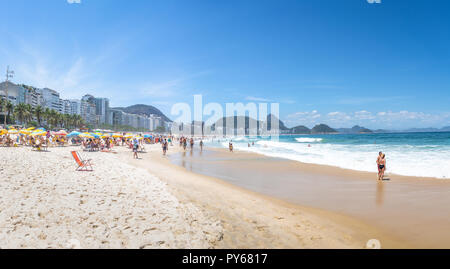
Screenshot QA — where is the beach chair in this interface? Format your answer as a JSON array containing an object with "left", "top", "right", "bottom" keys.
[{"left": 71, "top": 151, "right": 94, "bottom": 171}]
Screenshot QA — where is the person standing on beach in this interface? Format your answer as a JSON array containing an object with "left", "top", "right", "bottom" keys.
[
  {"left": 183, "top": 138, "right": 187, "bottom": 151},
  {"left": 132, "top": 138, "right": 139, "bottom": 159},
  {"left": 162, "top": 139, "right": 168, "bottom": 155},
  {"left": 229, "top": 142, "right": 233, "bottom": 152},
  {"left": 200, "top": 140, "right": 204, "bottom": 151},
  {"left": 377, "top": 152, "right": 383, "bottom": 180},
  {"left": 378, "top": 154, "right": 386, "bottom": 180}
]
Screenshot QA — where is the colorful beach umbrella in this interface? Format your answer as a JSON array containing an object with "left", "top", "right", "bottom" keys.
[
  {"left": 31, "top": 131, "right": 46, "bottom": 136},
  {"left": 8, "top": 129, "right": 19, "bottom": 134},
  {"left": 67, "top": 131, "right": 81, "bottom": 137}
]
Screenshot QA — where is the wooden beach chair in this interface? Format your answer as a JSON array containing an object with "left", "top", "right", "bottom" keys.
[{"left": 71, "top": 151, "right": 93, "bottom": 171}]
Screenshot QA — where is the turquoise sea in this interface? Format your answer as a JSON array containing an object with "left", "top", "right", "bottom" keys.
[{"left": 205, "top": 132, "right": 450, "bottom": 179}]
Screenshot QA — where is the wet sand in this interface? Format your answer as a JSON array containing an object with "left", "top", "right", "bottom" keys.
[
  {"left": 169, "top": 147, "right": 450, "bottom": 248},
  {"left": 120, "top": 144, "right": 406, "bottom": 248}
]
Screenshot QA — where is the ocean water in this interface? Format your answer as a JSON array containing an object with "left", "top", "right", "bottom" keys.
[{"left": 204, "top": 132, "right": 450, "bottom": 179}]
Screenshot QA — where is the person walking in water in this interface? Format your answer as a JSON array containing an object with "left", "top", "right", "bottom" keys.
[
  {"left": 183, "top": 138, "right": 187, "bottom": 151},
  {"left": 199, "top": 140, "right": 204, "bottom": 151},
  {"left": 190, "top": 138, "right": 194, "bottom": 150}
]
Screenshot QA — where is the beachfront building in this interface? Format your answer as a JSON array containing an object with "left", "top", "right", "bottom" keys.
[
  {"left": 81, "top": 94, "right": 97, "bottom": 125},
  {"left": 68, "top": 99, "right": 81, "bottom": 115},
  {"left": 38, "top": 88, "right": 62, "bottom": 111},
  {"left": 24, "top": 86, "right": 44, "bottom": 108},
  {"left": 94, "top": 97, "right": 110, "bottom": 124},
  {"left": 149, "top": 114, "right": 163, "bottom": 131},
  {"left": 0, "top": 82, "right": 27, "bottom": 105}
]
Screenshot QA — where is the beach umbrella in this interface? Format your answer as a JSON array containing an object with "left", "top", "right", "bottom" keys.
[
  {"left": 143, "top": 134, "right": 152, "bottom": 138},
  {"left": 54, "top": 131, "right": 68, "bottom": 136},
  {"left": 90, "top": 133, "right": 100, "bottom": 139},
  {"left": 26, "top": 127, "right": 36, "bottom": 131},
  {"left": 8, "top": 129, "right": 19, "bottom": 134},
  {"left": 79, "top": 132, "right": 94, "bottom": 138},
  {"left": 31, "top": 131, "right": 46, "bottom": 136},
  {"left": 37, "top": 127, "right": 46, "bottom": 131},
  {"left": 124, "top": 133, "right": 133, "bottom": 138},
  {"left": 112, "top": 133, "right": 123, "bottom": 138},
  {"left": 67, "top": 131, "right": 81, "bottom": 137},
  {"left": 0, "top": 129, "right": 7, "bottom": 135},
  {"left": 19, "top": 130, "right": 31, "bottom": 135}
]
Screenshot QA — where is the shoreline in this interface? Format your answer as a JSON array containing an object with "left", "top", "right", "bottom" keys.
[
  {"left": 165, "top": 145, "right": 450, "bottom": 248},
  {"left": 118, "top": 144, "right": 408, "bottom": 248}
]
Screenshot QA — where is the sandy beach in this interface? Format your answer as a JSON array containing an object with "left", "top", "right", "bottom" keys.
[
  {"left": 0, "top": 146, "right": 222, "bottom": 249},
  {"left": 2, "top": 141, "right": 449, "bottom": 249},
  {"left": 0, "top": 143, "right": 392, "bottom": 249}
]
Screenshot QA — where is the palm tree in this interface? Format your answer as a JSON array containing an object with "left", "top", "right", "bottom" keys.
[
  {"left": 14, "top": 103, "right": 28, "bottom": 125},
  {"left": 43, "top": 107, "right": 51, "bottom": 127},
  {"left": 5, "top": 101, "right": 14, "bottom": 124},
  {"left": 34, "top": 105, "right": 44, "bottom": 126},
  {"left": 25, "top": 104, "right": 34, "bottom": 124}
]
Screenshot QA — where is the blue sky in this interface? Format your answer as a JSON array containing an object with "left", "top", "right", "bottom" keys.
[{"left": 1, "top": 0, "right": 449, "bottom": 129}]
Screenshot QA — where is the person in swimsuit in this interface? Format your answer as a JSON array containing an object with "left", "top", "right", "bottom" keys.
[
  {"left": 376, "top": 151, "right": 383, "bottom": 180},
  {"left": 379, "top": 154, "right": 386, "bottom": 180}
]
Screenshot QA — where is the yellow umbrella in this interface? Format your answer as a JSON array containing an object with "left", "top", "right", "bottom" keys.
[
  {"left": 26, "top": 127, "right": 36, "bottom": 131},
  {"left": 0, "top": 129, "right": 7, "bottom": 135},
  {"left": 112, "top": 133, "right": 123, "bottom": 138},
  {"left": 19, "top": 130, "right": 31, "bottom": 135},
  {"left": 31, "top": 131, "right": 46, "bottom": 137},
  {"left": 8, "top": 129, "right": 19, "bottom": 134}
]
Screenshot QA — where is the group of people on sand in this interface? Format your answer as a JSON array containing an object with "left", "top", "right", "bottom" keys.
[
  {"left": 376, "top": 152, "right": 387, "bottom": 181},
  {"left": 0, "top": 130, "right": 65, "bottom": 150}
]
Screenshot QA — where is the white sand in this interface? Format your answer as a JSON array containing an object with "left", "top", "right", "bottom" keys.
[{"left": 0, "top": 146, "right": 223, "bottom": 249}]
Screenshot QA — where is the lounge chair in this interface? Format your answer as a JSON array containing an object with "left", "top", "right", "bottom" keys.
[{"left": 71, "top": 151, "right": 93, "bottom": 171}]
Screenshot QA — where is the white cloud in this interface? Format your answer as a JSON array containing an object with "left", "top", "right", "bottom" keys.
[
  {"left": 245, "top": 96, "right": 273, "bottom": 102},
  {"left": 67, "top": 0, "right": 81, "bottom": 4},
  {"left": 283, "top": 110, "right": 450, "bottom": 129}
]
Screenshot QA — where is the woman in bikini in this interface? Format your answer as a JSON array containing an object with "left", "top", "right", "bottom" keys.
[{"left": 378, "top": 154, "right": 386, "bottom": 181}]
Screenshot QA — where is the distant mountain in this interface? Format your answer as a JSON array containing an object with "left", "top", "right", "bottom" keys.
[
  {"left": 337, "top": 125, "right": 373, "bottom": 134},
  {"left": 441, "top": 126, "right": 450, "bottom": 132},
  {"left": 113, "top": 104, "right": 172, "bottom": 122},
  {"left": 311, "top": 124, "right": 337, "bottom": 134},
  {"left": 290, "top": 125, "right": 311, "bottom": 134},
  {"left": 267, "top": 114, "right": 290, "bottom": 131},
  {"left": 373, "top": 129, "right": 391, "bottom": 133}
]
